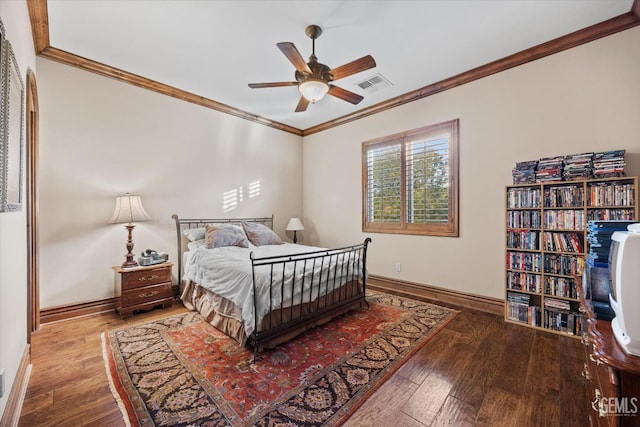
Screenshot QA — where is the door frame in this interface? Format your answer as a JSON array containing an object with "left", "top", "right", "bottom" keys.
[{"left": 26, "top": 69, "right": 40, "bottom": 338}]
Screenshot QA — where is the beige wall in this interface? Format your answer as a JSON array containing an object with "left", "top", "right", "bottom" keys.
[
  {"left": 1, "top": 5, "right": 638, "bottom": 421},
  {"left": 36, "top": 58, "right": 303, "bottom": 308},
  {"left": 0, "top": 0, "right": 35, "bottom": 419},
  {"left": 302, "top": 26, "right": 640, "bottom": 300}
]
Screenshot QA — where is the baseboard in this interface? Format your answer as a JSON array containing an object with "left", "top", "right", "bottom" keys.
[
  {"left": 40, "top": 298, "right": 115, "bottom": 324},
  {"left": 367, "top": 275, "right": 504, "bottom": 316},
  {"left": 37, "top": 279, "right": 503, "bottom": 322},
  {"left": 0, "top": 345, "right": 31, "bottom": 427},
  {"left": 40, "top": 285, "right": 180, "bottom": 324}
]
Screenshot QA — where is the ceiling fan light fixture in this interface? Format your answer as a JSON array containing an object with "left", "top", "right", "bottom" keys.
[
  {"left": 298, "top": 78, "right": 329, "bottom": 103},
  {"left": 249, "top": 25, "right": 376, "bottom": 112}
]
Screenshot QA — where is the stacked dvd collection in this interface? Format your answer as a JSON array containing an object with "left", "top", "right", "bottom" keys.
[
  {"left": 586, "top": 220, "right": 636, "bottom": 267},
  {"left": 507, "top": 292, "right": 540, "bottom": 326},
  {"left": 593, "top": 150, "right": 625, "bottom": 178},
  {"left": 535, "top": 156, "right": 563, "bottom": 183},
  {"left": 544, "top": 297, "right": 581, "bottom": 335},
  {"left": 512, "top": 160, "right": 537, "bottom": 184},
  {"left": 563, "top": 152, "right": 593, "bottom": 180},
  {"left": 511, "top": 149, "right": 626, "bottom": 184},
  {"left": 584, "top": 220, "right": 635, "bottom": 321}
]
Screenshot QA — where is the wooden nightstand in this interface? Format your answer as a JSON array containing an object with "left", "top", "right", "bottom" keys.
[{"left": 113, "top": 263, "right": 174, "bottom": 319}]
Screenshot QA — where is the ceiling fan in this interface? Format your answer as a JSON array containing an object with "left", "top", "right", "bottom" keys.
[{"left": 248, "top": 25, "right": 376, "bottom": 112}]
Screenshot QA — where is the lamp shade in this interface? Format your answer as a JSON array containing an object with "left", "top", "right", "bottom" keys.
[
  {"left": 298, "top": 79, "right": 329, "bottom": 103},
  {"left": 109, "top": 193, "right": 151, "bottom": 224},
  {"left": 286, "top": 217, "right": 305, "bottom": 231}
]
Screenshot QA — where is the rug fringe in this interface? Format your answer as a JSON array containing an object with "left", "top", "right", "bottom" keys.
[{"left": 101, "top": 332, "right": 133, "bottom": 427}]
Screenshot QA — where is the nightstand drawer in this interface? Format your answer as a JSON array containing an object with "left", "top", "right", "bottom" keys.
[
  {"left": 121, "top": 282, "right": 172, "bottom": 306},
  {"left": 121, "top": 266, "right": 172, "bottom": 290}
]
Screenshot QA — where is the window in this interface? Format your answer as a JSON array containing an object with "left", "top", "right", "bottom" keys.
[{"left": 362, "top": 119, "right": 459, "bottom": 237}]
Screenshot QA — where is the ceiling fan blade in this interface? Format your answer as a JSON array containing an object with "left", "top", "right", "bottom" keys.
[
  {"left": 295, "top": 96, "right": 310, "bottom": 112},
  {"left": 248, "top": 82, "right": 298, "bottom": 89},
  {"left": 328, "top": 85, "right": 364, "bottom": 105},
  {"left": 277, "top": 42, "right": 312, "bottom": 74},
  {"left": 330, "top": 55, "right": 376, "bottom": 81}
]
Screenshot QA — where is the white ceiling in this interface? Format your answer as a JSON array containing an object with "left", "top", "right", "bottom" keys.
[{"left": 46, "top": 0, "right": 633, "bottom": 131}]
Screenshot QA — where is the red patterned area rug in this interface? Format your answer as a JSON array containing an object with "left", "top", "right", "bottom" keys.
[{"left": 102, "top": 291, "right": 457, "bottom": 426}]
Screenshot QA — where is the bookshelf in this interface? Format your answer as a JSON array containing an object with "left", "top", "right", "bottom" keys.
[{"left": 505, "top": 177, "right": 638, "bottom": 337}]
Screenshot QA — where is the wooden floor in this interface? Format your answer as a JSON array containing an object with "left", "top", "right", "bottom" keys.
[{"left": 18, "top": 299, "right": 592, "bottom": 427}]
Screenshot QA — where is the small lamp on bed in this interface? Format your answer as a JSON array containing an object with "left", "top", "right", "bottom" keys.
[
  {"left": 286, "top": 217, "right": 304, "bottom": 244},
  {"left": 109, "top": 193, "right": 151, "bottom": 268}
]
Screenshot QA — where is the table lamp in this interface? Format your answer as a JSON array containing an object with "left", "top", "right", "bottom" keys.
[
  {"left": 286, "top": 217, "right": 304, "bottom": 243},
  {"left": 109, "top": 193, "right": 151, "bottom": 267}
]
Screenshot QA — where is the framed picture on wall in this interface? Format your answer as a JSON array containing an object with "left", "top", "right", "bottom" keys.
[
  {"left": 0, "top": 37, "right": 25, "bottom": 212},
  {"left": 0, "top": 20, "right": 5, "bottom": 208}
]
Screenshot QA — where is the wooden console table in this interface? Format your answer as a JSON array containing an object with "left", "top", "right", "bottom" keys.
[{"left": 581, "top": 294, "right": 640, "bottom": 426}]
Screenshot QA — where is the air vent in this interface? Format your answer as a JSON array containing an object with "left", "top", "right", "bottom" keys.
[{"left": 356, "top": 74, "right": 393, "bottom": 93}]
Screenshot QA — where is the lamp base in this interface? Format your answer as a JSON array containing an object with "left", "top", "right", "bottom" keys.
[
  {"left": 121, "top": 258, "right": 139, "bottom": 268},
  {"left": 293, "top": 230, "right": 298, "bottom": 244},
  {"left": 121, "top": 224, "right": 139, "bottom": 268}
]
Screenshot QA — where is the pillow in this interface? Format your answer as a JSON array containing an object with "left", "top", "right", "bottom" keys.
[
  {"left": 205, "top": 223, "right": 249, "bottom": 249},
  {"left": 242, "top": 221, "right": 283, "bottom": 246},
  {"left": 183, "top": 227, "right": 206, "bottom": 242},
  {"left": 187, "top": 239, "right": 206, "bottom": 251}
]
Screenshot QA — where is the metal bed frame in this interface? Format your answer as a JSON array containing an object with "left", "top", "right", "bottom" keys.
[
  {"left": 172, "top": 214, "right": 275, "bottom": 281},
  {"left": 171, "top": 214, "right": 371, "bottom": 361}
]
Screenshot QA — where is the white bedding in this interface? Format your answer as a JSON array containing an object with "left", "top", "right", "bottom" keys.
[{"left": 183, "top": 243, "right": 363, "bottom": 336}]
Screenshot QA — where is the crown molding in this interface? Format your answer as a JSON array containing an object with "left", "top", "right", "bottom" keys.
[
  {"left": 37, "top": 47, "right": 305, "bottom": 136},
  {"left": 27, "top": 0, "right": 640, "bottom": 137},
  {"left": 304, "top": 10, "right": 640, "bottom": 136},
  {"left": 27, "top": 0, "right": 49, "bottom": 53}
]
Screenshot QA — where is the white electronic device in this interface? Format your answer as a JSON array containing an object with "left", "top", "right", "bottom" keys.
[
  {"left": 138, "top": 249, "right": 168, "bottom": 266},
  {"left": 608, "top": 224, "right": 640, "bottom": 356}
]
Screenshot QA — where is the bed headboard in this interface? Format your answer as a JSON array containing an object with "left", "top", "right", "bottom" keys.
[{"left": 171, "top": 214, "right": 274, "bottom": 282}]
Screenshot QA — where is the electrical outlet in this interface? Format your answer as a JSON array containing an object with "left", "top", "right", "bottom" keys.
[
  {"left": 395, "top": 262, "right": 401, "bottom": 272},
  {"left": 0, "top": 368, "right": 4, "bottom": 398}
]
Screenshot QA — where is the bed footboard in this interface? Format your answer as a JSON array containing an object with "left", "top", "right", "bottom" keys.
[{"left": 248, "top": 238, "right": 372, "bottom": 362}]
